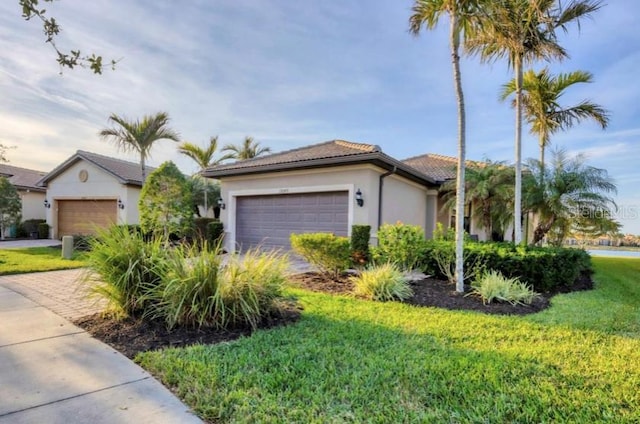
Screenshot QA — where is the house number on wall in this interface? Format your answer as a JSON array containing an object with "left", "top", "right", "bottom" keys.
[{"left": 279, "top": 188, "right": 289, "bottom": 193}]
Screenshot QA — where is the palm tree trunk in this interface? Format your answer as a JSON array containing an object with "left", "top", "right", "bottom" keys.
[
  {"left": 141, "top": 155, "right": 147, "bottom": 183},
  {"left": 450, "top": 14, "right": 466, "bottom": 293},
  {"left": 539, "top": 135, "right": 546, "bottom": 185},
  {"left": 513, "top": 55, "right": 523, "bottom": 244},
  {"left": 204, "top": 189, "right": 208, "bottom": 217}
]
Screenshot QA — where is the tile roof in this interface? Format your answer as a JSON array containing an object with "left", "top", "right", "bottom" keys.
[
  {"left": 402, "top": 153, "right": 483, "bottom": 183},
  {"left": 205, "top": 140, "right": 381, "bottom": 173},
  {"left": 203, "top": 139, "right": 437, "bottom": 186},
  {"left": 0, "top": 164, "right": 47, "bottom": 192},
  {"left": 38, "top": 150, "right": 154, "bottom": 187}
]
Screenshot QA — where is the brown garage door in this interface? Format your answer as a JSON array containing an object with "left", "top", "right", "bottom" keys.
[
  {"left": 236, "top": 191, "right": 349, "bottom": 250},
  {"left": 57, "top": 199, "right": 117, "bottom": 237}
]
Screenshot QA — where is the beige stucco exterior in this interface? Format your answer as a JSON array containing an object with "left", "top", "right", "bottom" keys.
[
  {"left": 19, "top": 190, "right": 46, "bottom": 221},
  {"left": 44, "top": 159, "right": 141, "bottom": 239},
  {"left": 217, "top": 164, "right": 442, "bottom": 251}
]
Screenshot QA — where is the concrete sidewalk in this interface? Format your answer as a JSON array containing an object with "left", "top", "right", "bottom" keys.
[
  {"left": 0, "top": 239, "right": 62, "bottom": 249},
  {"left": 0, "top": 278, "right": 202, "bottom": 423}
]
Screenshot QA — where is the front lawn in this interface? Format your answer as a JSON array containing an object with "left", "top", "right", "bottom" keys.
[
  {"left": 137, "top": 257, "right": 640, "bottom": 423},
  {"left": 0, "top": 247, "right": 87, "bottom": 275}
]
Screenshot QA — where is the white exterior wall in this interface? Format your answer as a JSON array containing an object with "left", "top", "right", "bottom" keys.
[
  {"left": 19, "top": 191, "right": 46, "bottom": 221},
  {"left": 44, "top": 160, "right": 140, "bottom": 238},
  {"left": 380, "top": 174, "right": 428, "bottom": 239}
]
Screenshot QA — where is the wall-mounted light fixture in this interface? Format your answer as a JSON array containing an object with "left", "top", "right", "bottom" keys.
[
  {"left": 43, "top": 199, "right": 51, "bottom": 209},
  {"left": 355, "top": 189, "right": 364, "bottom": 207},
  {"left": 217, "top": 197, "right": 226, "bottom": 210},
  {"left": 117, "top": 199, "right": 125, "bottom": 209}
]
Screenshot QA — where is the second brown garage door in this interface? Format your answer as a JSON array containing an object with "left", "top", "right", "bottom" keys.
[
  {"left": 236, "top": 191, "right": 349, "bottom": 250},
  {"left": 57, "top": 199, "right": 117, "bottom": 237}
]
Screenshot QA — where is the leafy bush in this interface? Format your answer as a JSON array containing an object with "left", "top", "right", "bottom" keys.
[
  {"left": 470, "top": 270, "right": 539, "bottom": 305},
  {"left": 192, "top": 217, "right": 215, "bottom": 240},
  {"left": 72, "top": 234, "right": 94, "bottom": 251},
  {"left": 352, "top": 263, "right": 413, "bottom": 301},
  {"left": 372, "top": 222, "right": 426, "bottom": 271},
  {"left": 84, "top": 225, "right": 168, "bottom": 317},
  {"left": 351, "top": 225, "right": 371, "bottom": 266},
  {"left": 20, "top": 219, "right": 45, "bottom": 237},
  {"left": 148, "top": 245, "right": 288, "bottom": 329},
  {"left": 425, "top": 240, "right": 484, "bottom": 284},
  {"left": 207, "top": 221, "right": 224, "bottom": 245},
  {"left": 423, "top": 241, "right": 592, "bottom": 293},
  {"left": 290, "top": 233, "right": 351, "bottom": 279},
  {"left": 37, "top": 222, "right": 49, "bottom": 239}
]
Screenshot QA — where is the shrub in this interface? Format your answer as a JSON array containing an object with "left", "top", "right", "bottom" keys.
[
  {"left": 372, "top": 222, "right": 426, "bottom": 271},
  {"left": 290, "top": 233, "right": 351, "bottom": 279},
  {"left": 193, "top": 217, "right": 216, "bottom": 240},
  {"left": 37, "top": 222, "right": 49, "bottom": 239},
  {"left": 21, "top": 219, "right": 45, "bottom": 237},
  {"left": 470, "top": 270, "right": 539, "bottom": 305},
  {"left": 148, "top": 246, "right": 288, "bottom": 329},
  {"left": 72, "top": 234, "right": 94, "bottom": 251},
  {"left": 207, "top": 221, "right": 224, "bottom": 245},
  {"left": 351, "top": 225, "right": 371, "bottom": 266},
  {"left": 423, "top": 241, "right": 592, "bottom": 293},
  {"left": 352, "top": 263, "right": 413, "bottom": 301},
  {"left": 84, "top": 225, "right": 168, "bottom": 317}
]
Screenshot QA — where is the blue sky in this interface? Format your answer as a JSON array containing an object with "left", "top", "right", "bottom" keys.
[{"left": 1, "top": 1, "right": 639, "bottom": 233}]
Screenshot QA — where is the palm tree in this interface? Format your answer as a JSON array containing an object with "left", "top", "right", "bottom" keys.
[
  {"left": 523, "top": 148, "right": 616, "bottom": 245},
  {"left": 178, "top": 136, "right": 229, "bottom": 215},
  {"left": 441, "top": 160, "right": 514, "bottom": 240},
  {"left": 467, "top": 0, "right": 603, "bottom": 244},
  {"left": 410, "top": 0, "right": 484, "bottom": 293},
  {"left": 222, "top": 136, "right": 271, "bottom": 160},
  {"left": 500, "top": 68, "right": 609, "bottom": 170},
  {"left": 99, "top": 112, "right": 180, "bottom": 182}
]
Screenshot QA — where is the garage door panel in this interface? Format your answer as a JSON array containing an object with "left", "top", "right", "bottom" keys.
[
  {"left": 57, "top": 200, "right": 117, "bottom": 237},
  {"left": 236, "top": 191, "right": 348, "bottom": 250}
]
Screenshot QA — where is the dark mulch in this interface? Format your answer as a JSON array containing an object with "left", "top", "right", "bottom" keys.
[
  {"left": 73, "top": 300, "right": 302, "bottom": 359},
  {"left": 75, "top": 271, "right": 593, "bottom": 359},
  {"left": 289, "top": 270, "right": 594, "bottom": 316}
]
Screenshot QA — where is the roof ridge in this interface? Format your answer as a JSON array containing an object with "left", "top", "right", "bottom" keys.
[
  {"left": 0, "top": 163, "right": 47, "bottom": 174},
  {"left": 76, "top": 150, "right": 148, "bottom": 167},
  {"left": 334, "top": 140, "right": 380, "bottom": 152}
]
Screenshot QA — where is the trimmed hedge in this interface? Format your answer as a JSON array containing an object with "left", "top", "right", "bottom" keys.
[
  {"left": 290, "top": 233, "right": 351, "bottom": 279},
  {"left": 423, "top": 241, "right": 592, "bottom": 293},
  {"left": 372, "top": 222, "right": 427, "bottom": 271},
  {"left": 351, "top": 225, "right": 371, "bottom": 266}
]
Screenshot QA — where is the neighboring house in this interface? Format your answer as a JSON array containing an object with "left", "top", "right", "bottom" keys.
[
  {"left": 37, "top": 151, "right": 151, "bottom": 239},
  {"left": 0, "top": 164, "right": 47, "bottom": 237},
  {"left": 203, "top": 140, "right": 471, "bottom": 251}
]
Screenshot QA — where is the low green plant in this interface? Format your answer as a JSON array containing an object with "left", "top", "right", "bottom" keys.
[
  {"left": 207, "top": 221, "right": 224, "bottom": 245},
  {"left": 350, "top": 225, "right": 371, "bottom": 266},
  {"left": 0, "top": 247, "right": 87, "bottom": 275},
  {"left": 372, "top": 222, "right": 426, "bottom": 271},
  {"left": 290, "top": 233, "right": 351, "bottom": 279},
  {"left": 84, "top": 225, "right": 168, "bottom": 317},
  {"left": 147, "top": 245, "right": 289, "bottom": 329},
  {"left": 352, "top": 263, "right": 413, "bottom": 301},
  {"left": 37, "top": 222, "right": 49, "bottom": 239},
  {"left": 470, "top": 270, "right": 539, "bottom": 305}
]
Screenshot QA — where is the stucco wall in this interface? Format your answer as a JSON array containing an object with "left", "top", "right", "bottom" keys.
[
  {"left": 380, "top": 174, "right": 428, "bottom": 234},
  {"left": 44, "top": 160, "right": 140, "bottom": 238},
  {"left": 20, "top": 190, "right": 46, "bottom": 221}
]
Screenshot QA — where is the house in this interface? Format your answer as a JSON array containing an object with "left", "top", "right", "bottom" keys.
[
  {"left": 203, "top": 139, "right": 486, "bottom": 251},
  {"left": 37, "top": 151, "right": 151, "bottom": 239},
  {"left": 0, "top": 164, "right": 47, "bottom": 237}
]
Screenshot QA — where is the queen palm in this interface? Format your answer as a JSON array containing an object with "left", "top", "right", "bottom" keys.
[
  {"left": 523, "top": 148, "right": 616, "bottom": 245},
  {"left": 441, "top": 160, "right": 514, "bottom": 240},
  {"left": 99, "top": 112, "right": 180, "bottom": 182},
  {"left": 178, "top": 136, "right": 230, "bottom": 214},
  {"left": 501, "top": 68, "right": 609, "bottom": 170},
  {"left": 222, "top": 136, "right": 271, "bottom": 160},
  {"left": 410, "top": 0, "right": 484, "bottom": 293},
  {"left": 467, "top": 0, "right": 603, "bottom": 244}
]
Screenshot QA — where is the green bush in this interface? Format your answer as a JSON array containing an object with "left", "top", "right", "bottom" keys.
[
  {"left": 21, "top": 219, "right": 45, "bottom": 237},
  {"left": 192, "top": 217, "right": 215, "bottom": 240},
  {"left": 470, "top": 270, "right": 539, "bottom": 305},
  {"left": 207, "top": 221, "right": 224, "bottom": 245},
  {"left": 72, "top": 234, "right": 94, "bottom": 251},
  {"left": 148, "top": 245, "right": 288, "bottom": 329},
  {"left": 290, "top": 233, "right": 351, "bottom": 279},
  {"left": 372, "top": 222, "right": 426, "bottom": 271},
  {"left": 351, "top": 225, "right": 371, "bottom": 266},
  {"left": 352, "top": 263, "right": 413, "bottom": 301},
  {"left": 423, "top": 241, "right": 592, "bottom": 293},
  {"left": 84, "top": 225, "right": 168, "bottom": 317},
  {"left": 37, "top": 222, "right": 49, "bottom": 239}
]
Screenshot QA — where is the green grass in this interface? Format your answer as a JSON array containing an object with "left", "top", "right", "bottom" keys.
[
  {"left": 0, "top": 247, "right": 87, "bottom": 275},
  {"left": 137, "top": 257, "right": 640, "bottom": 423}
]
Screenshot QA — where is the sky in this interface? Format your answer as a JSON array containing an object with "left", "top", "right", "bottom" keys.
[{"left": 1, "top": 1, "right": 639, "bottom": 233}]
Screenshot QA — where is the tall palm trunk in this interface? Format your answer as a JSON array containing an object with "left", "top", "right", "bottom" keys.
[
  {"left": 513, "top": 54, "right": 523, "bottom": 244},
  {"left": 141, "top": 155, "right": 147, "bottom": 183},
  {"left": 451, "top": 14, "right": 466, "bottom": 293}
]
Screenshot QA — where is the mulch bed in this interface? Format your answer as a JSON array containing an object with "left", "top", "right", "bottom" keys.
[
  {"left": 74, "top": 301, "right": 302, "bottom": 359},
  {"left": 74, "top": 271, "right": 593, "bottom": 358}
]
